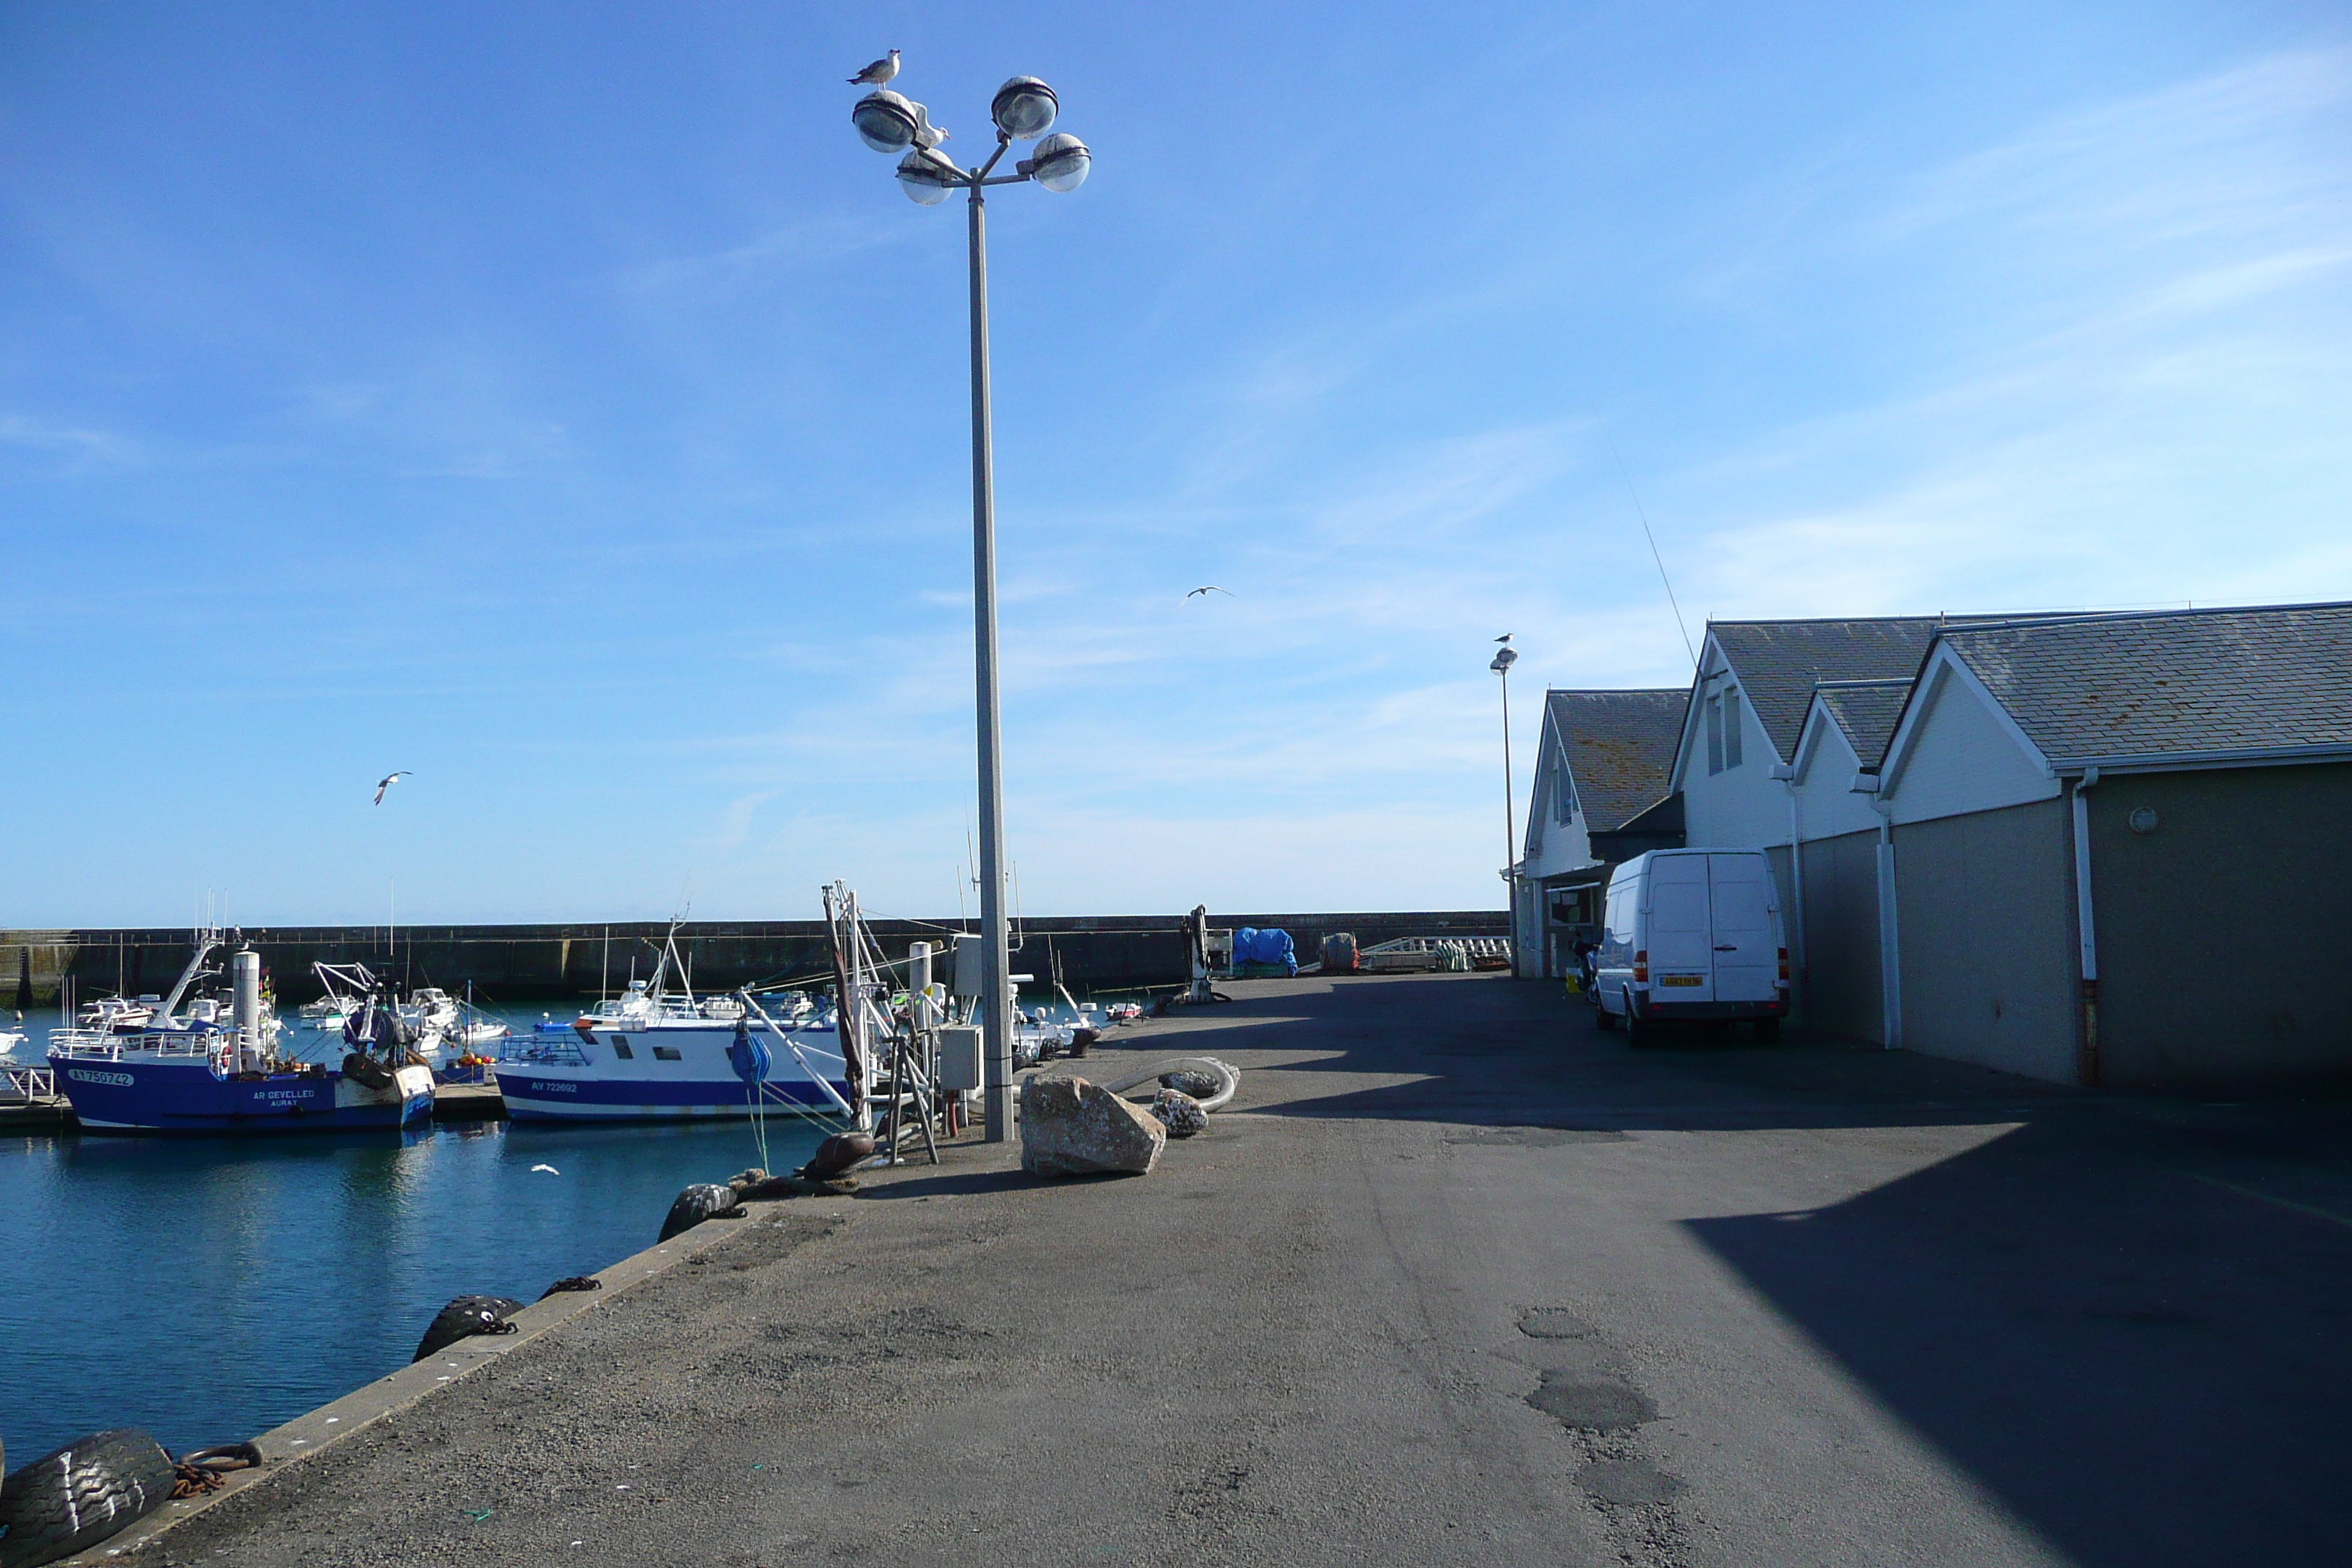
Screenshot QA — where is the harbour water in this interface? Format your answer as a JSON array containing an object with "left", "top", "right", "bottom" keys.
[{"left": 0, "top": 1004, "right": 822, "bottom": 1466}]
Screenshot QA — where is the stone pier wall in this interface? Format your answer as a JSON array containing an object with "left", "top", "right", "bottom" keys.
[{"left": 3, "top": 911, "right": 1506, "bottom": 1005}]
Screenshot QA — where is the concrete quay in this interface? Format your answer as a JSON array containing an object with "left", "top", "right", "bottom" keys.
[{"left": 93, "top": 973, "right": 2352, "bottom": 1567}]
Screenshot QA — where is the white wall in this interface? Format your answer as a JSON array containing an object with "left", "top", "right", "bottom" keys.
[
  {"left": 1791, "top": 715, "right": 1884, "bottom": 843},
  {"left": 1678, "top": 654, "right": 1793, "bottom": 851},
  {"left": 1520, "top": 738, "right": 1594, "bottom": 881},
  {"left": 1885, "top": 656, "right": 2057, "bottom": 826}
]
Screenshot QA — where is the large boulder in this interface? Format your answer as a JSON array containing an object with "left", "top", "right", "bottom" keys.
[{"left": 1019, "top": 1074, "right": 1166, "bottom": 1177}]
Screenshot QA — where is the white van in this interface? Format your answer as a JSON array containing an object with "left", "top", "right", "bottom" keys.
[{"left": 1592, "top": 849, "right": 1790, "bottom": 1042}]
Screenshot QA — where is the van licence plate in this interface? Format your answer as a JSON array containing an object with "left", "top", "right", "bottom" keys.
[{"left": 1657, "top": 975, "right": 1704, "bottom": 987}]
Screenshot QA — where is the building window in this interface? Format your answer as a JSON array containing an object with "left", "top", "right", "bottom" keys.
[
  {"left": 1706, "top": 696, "right": 1724, "bottom": 774},
  {"left": 1725, "top": 687, "right": 1744, "bottom": 769},
  {"left": 1554, "top": 766, "right": 1577, "bottom": 823}
]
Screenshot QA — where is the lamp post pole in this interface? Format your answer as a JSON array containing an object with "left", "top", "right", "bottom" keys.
[
  {"left": 853, "top": 73, "right": 1089, "bottom": 1145},
  {"left": 1499, "top": 660, "right": 1515, "bottom": 876},
  {"left": 1491, "top": 638, "right": 1520, "bottom": 972},
  {"left": 966, "top": 179, "right": 1014, "bottom": 1142}
]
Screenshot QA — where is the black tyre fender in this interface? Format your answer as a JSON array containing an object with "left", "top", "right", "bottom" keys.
[
  {"left": 0, "top": 1428, "right": 174, "bottom": 1568},
  {"left": 799, "top": 1133, "right": 875, "bottom": 1182},
  {"left": 412, "top": 1294, "right": 525, "bottom": 1362},
  {"left": 1624, "top": 994, "right": 1654, "bottom": 1048},
  {"left": 657, "top": 1183, "right": 745, "bottom": 1243},
  {"left": 1592, "top": 997, "right": 1618, "bottom": 1030}
]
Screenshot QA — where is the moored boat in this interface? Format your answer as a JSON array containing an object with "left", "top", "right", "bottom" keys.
[
  {"left": 495, "top": 927, "right": 850, "bottom": 1123},
  {"left": 49, "top": 932, "right": 431, "bottom": 1134}
]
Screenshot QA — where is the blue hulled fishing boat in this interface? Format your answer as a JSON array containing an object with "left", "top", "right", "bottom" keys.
[{"left": 48, "top": 930, "right": 434, "bottom": 1134}]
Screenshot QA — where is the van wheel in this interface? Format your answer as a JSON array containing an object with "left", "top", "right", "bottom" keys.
[
  {"left": 1624, "top": 1006, "right": 1653, "bottom": 1049},
  {"left": 1593, "top": 1000, "right": 1618, "bottom": 1031},
  {"left": 1753, "top": 1017, "right": 1781, "bottom": 1042}
]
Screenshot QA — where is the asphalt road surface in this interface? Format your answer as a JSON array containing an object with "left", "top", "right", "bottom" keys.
[{"left": 126, "top": 972, "right": 2352, "bottom": 1567}]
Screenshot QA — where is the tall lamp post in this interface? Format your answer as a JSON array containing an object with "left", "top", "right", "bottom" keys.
[
  {"left": 1490, "top": 637, "right": 1519, "bottom": 960},
  {"left": 853, "top": 75, "right": 1090, "bottom": 1143}
]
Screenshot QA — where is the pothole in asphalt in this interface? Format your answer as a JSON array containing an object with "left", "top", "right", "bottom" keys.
[
  {"left": 1527, "top": 1372, "right": 1656, "bottom": 1433},
  {"left": 1575, "top": 1457, "right": 1685, "bottom": 1507},
  {"left": 1517, "top": 1307, "right": 1599, "bottom": 1340}
]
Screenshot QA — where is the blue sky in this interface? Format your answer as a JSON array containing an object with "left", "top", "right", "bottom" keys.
[{"left": 4, "top": 1, "right": 2347, "bottom": 927}]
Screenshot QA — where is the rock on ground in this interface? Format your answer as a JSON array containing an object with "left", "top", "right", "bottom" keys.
[
  {"left": 1019, "top": 1074, "right": 1166, "bottom": 1175},
  {"left": 1150, "top": 1088, "right": 1208, "bottom": 1138}
]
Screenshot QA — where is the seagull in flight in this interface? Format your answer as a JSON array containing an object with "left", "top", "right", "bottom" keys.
[
  {"left": 530, "top": 1164, "right": 561, "bottom": 1175},
  {"left": 1185, "top": 586, "right": 1234, "bottom": 600},
  {"left": 372, "top": 771, "right": 410, "bottom": 806},
  {"left": 848, "top": 49, "right": 900, "bottom": 86}
]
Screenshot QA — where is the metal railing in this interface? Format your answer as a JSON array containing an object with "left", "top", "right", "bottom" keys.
[{"left": 4, "top": 1066, "right": 58, "bottom": 1103}]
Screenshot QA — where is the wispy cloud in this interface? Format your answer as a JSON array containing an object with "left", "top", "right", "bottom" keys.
[
  {"left": 616, "top": 211, "right": 915, "bottom": 299},
  {"left": 0, "top": 414, "right": 136, "bottom": 463}
]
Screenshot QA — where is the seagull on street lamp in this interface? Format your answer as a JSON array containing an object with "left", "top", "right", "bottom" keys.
[
  {"left": 372, "top": 771, "right": 410, "bottom": 806},
  {"left": 1185, "top": 586, "right": 1233, "bottom": 599},
  {"left": 848, "top": 49, "right": 900, "bottom": 86}
]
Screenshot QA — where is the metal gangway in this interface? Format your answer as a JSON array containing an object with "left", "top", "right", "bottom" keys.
[{"left": 1357, "top": 936, "right": 1514, "bottom": 973}]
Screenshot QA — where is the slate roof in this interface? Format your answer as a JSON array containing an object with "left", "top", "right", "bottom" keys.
[
  {"left": 1708, "top": 618, "right": 1945, "bottom": 761},
  {"left": 1546, "top": 689, "right": 1688, "bottom": 832},
  {"left": 1709, "top": 613, "right": 2084, "bottom": 762},
  {"left": 1935, "top": 602, "right": 2352, "bottom": 766},
  {"left": 1812, "top": 679, "right": 1914, "bottom": 770}
]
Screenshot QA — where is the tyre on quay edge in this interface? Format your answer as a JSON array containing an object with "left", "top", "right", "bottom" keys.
[
  {"left": 412, "top": 1294, "right": 526, "bottom": 1362},
  {"left": 0, "top": 1427, "right": 175, "bottom": 1568},
  {"left": 657, "top": 1183, "right": 745, "bottom": 1243}
]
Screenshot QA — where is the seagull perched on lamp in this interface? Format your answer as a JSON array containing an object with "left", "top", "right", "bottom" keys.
[
  {"left": 372, "top": 771, "right": 410, "bottom": 806},
  {"left": 848, "top": 49, "right": 900, "bottom": 86}
]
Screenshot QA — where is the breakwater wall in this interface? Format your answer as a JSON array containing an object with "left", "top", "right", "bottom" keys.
[{"left": 4, "top": 911, "right": 1507, "bottom": 1006}]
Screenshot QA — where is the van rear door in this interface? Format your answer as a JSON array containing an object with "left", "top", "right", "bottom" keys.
[
  {"left": 1708, "top": 853, "right": 1778, "bottom": 1003},
  {"left": 1645, "top": 854, "right": 1714, "bottom": 1000}
]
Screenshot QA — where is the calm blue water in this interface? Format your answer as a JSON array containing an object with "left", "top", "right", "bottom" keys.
[{"left": 0, "top": 1004, "right": 821, "bottom": 1466}]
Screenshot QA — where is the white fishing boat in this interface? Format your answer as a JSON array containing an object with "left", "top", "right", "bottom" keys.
[{"left": 496, "top": 925, "right": 848, "bottom": 1122}]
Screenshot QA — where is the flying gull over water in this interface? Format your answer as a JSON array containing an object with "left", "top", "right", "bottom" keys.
[
  {"left": 1185, "top": 586, "right": 1234, "bottom": 599},
  {"left": 530, "top": 1164, "right": 560, "bottom": 1175},
  {"left": 372, "top": 771, "right": 410, "bottom": 806},
  {"left": 848, "top": 49, "right": 900, "bottom": 86}
]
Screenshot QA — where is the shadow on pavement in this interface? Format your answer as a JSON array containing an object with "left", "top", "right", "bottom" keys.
[
  {"left": 859, "top": 1166, "right": 1138, "bottom": 1199},
  {"left": 1177, "top": 971, "right": 2088, "bottom": 1134},
  {"left": 1687, "top": 1113, "right": 2352, "bottom": 1567},
  {"left": 1072, "top": 971, "right": 2352, "bottom": 1558}
]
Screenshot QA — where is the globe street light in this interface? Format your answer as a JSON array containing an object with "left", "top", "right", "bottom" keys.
[{"left": 853, "top": 73, "right": 1090, "bottom": 1144}]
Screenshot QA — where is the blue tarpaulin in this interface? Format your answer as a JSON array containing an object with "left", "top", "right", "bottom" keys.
[{"left": 1232, "top": 927, "right": 1297, "bottom": 976}]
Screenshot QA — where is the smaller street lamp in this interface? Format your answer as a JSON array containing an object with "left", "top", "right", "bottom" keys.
[{"left": 1490, "top": 637, "right": 1518, "bottom": 888}]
